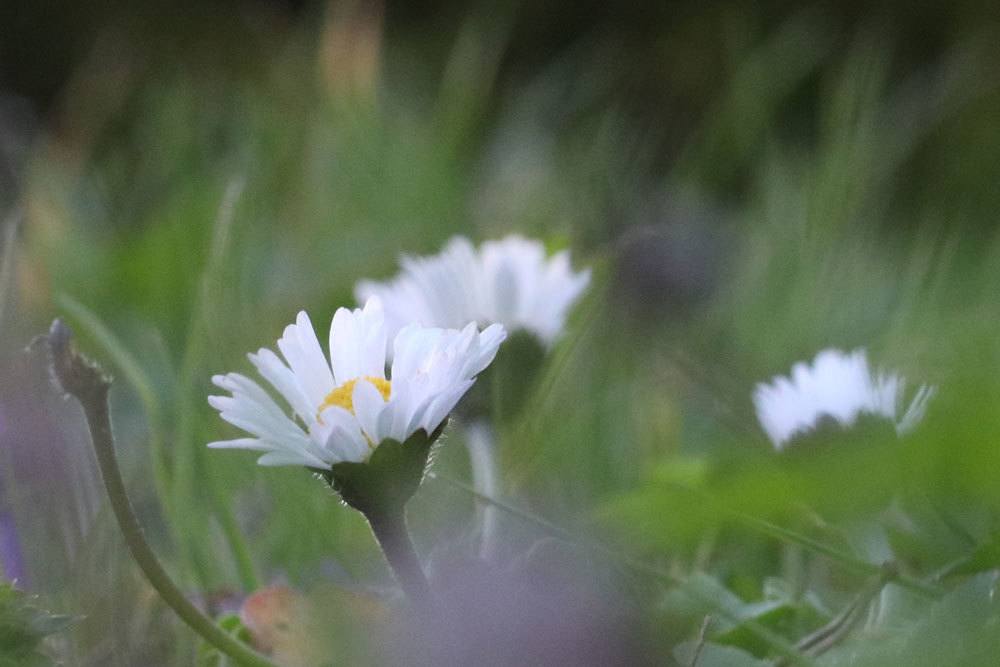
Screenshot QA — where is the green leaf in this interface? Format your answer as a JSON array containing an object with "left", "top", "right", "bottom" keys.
[
  {"left": 197, "top": 614, "right": 253, "bottom": 667},
  {"left": 947, "top": 532, "right": 1000, "bottom": 577},
  {"left": 820, "top": 573, "right": 1000, "bottom": 666},
  {"left": 0, "top": 582, "right": 70, "bottom": 667},
  {"left": 663, "top": 573, "right": 824, "bottom": 657}
]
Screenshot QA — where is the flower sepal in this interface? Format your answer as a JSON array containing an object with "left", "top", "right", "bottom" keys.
[{"left": 319, "top": 421, "right": 447, "bottom": 517}]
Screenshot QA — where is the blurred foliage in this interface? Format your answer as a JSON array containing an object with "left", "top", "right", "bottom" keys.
[
  {"left": 1, "top": 0, "right": 1000, "bottom": 664},
  {"left": 0, "top": 582, "right": 70, "bottom": 667}
]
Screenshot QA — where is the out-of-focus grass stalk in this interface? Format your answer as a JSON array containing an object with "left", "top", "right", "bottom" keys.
[
  {"left": 465, "top": 421, "right": 500, "bottom": 559},
  {"left": 0, "top": 213, "right": 26, "bottom": 559},
  {"left": 208, "top": 481, "right": 259, "bottom": 594},
  {"left": 779, "top": 567, "right": 893, "bottom": 664},
  {"left": 434, "top": 10, "right": 512, "bottom": 149},
  {"left": 429, "top": 471, "right": 814, "bottom": 666},
  {"left": 507, "top": 264, "right": 607, "bottom": 488},
  {"left": 0, "top": 211, "right": 20, "bottom": 333},
  {"left": 47, "top": 320, "right": 277, "bottom": 667},
  {"left": 173, "top": 177, "right": 259, "bottom": 592},
  {"left": 675, "top": 9, "right": 832, "bottom": 185}
]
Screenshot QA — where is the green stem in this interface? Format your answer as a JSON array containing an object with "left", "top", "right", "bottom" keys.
[
  {"left": 48, "top": 321, "right": 277, "bottom": 667},
  {"left": 465, "top": 421, "right": 500, "bottom": 560},
  {"left": 364, "top": 508, "right": 432, "bottom": 606}
]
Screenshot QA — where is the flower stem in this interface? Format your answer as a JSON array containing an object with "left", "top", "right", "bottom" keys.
[
  {"left": 47, "top": 320, "right": 278, "bottom": 667},
  {"left": 465, "top": 420, "right": 500, "bottom": 560},
  {"left": 364, "top": 508, "right": 432, "bottom": 606}
]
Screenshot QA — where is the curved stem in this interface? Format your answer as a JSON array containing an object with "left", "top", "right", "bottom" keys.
[
  {"left": 55, "top": 294, "right": 179, "bottom": 546},
  {"left": 48, "top": 320, "right": 278, "bottom": 667},
  {"left": 365, "top": 508, "right": 432, "bottom": 606}
]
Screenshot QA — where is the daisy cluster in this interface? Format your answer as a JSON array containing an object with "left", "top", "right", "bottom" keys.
[{"left": 208, "top": 233, "right": 935, "bottom": 469}]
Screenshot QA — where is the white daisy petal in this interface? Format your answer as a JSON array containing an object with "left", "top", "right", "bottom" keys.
[
  {"left": 461, "top": 323, "right": 506, "bottom": 377},
  {"left": 391, "top": 325, "right": 443, "bottom": 379},
  {"left": 374, "top": 399, "right": 399, "bottom": 443},
  {"left": 257, "top": 450, "right": 327, "bottom": 468},
  {"left": 401, "top": 398, "right": 434, "bottom": 440},
  {"left": 277, "top": 312, "right": 335, "bottom": 406},
  {"left": 248, "top": 348, "right": 316, "bottom": 425},
  {"left": 419, "top": 379, "right": 475, "bottom": 434},
  {"left": 328, "top": 308, "right": 357, "bottom": 384},
  {"left": 318, "top": 405, "right": 370, "bottom": 463},
  {"left": 209, "top": 390, "right": 305, "bottom": 445},
  {"left": 358, "top": 299, "right": 389, "bottom": 379},
  {"left": 353, "top": 378, "right": 388, "bottom": 444},
  {"left": 207, "top": 438, "right": 271, "bottom": 451}
]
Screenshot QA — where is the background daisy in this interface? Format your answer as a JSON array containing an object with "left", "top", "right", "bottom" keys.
[
  {"left": 753, "top": 348, "right": 935, "bottom": 450},
  {"left": 356, "top": 235, "right": 590, "bottom": 348}
]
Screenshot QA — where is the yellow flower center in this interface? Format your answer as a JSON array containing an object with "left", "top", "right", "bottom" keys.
[{"left": 318, "top": 376, "right": 391, "bottom": 417}]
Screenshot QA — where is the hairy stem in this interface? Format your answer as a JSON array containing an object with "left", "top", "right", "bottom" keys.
[{"left": 365, "top": 508, "right": 432, "bottom": 606}]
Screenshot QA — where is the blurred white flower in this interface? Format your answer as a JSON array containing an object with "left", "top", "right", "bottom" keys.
[
  {"left": 752, "top": 348, "right": 935, "bottom": 450},
  {"left": 355, "top": 235, "right": 590, "bottom": 347},
  {"left": 208, "top": 298, "right": 506, "bottom": 467}
]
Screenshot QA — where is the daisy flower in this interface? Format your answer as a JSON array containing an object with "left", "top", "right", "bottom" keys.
[
  {"left": 355, "top": 235, "right": 590, "bottom": 348},
  {"left": 208, "top": 298, "right": 506, "bottom": 468},
  {"left": 752, "top": 348, "right": 935, "bottom": 450}
]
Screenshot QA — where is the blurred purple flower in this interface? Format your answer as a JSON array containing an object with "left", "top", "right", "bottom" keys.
[
  {"left": 0, "top": 404, "right": 26, "bottom": 584},
  {"left": 0, "top": 510, "right": 25, "bottom": 583},
  {"left": 382, "top": 544, "right": 652, "bottom": 666},
  {"left": 0, "top": 351, "right": 102, "bottom": 590}
]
